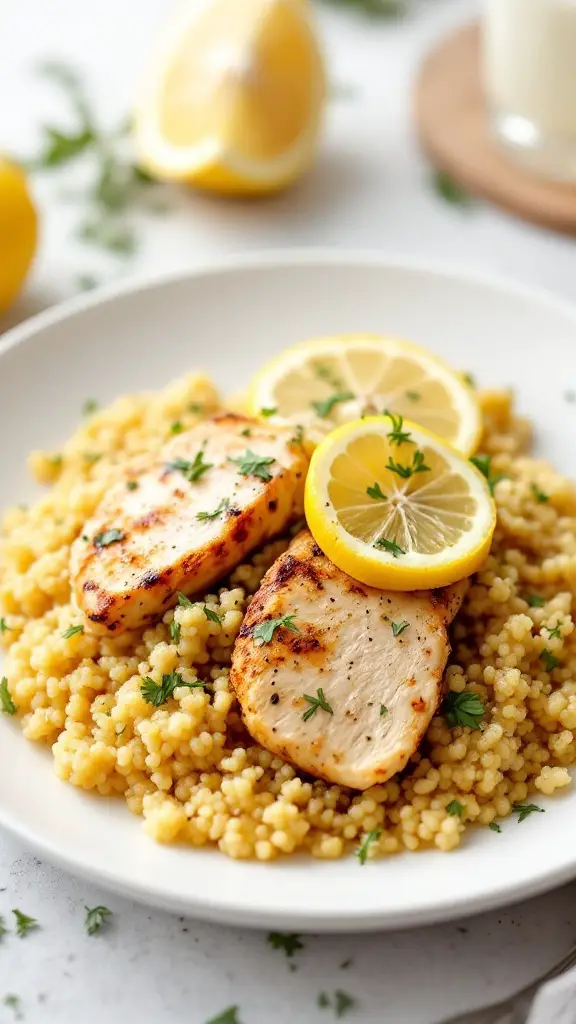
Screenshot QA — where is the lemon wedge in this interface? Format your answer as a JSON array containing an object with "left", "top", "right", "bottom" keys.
[
  {"left": 249, "top": 334, "right": 482, "bottom": 455},
  {"left": 304, "top": 415, "right": 496, "bottom": 590},
  {"left": 134, "top": 0, "right": 326, "bottom": 194},
  {"left": 0, "top": 157, "right": 37, "bottom": 313}
]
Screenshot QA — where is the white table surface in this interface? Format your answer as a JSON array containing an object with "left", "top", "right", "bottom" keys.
[{"left": 2, "top": 1, "right": 576, "bottom": 1021}]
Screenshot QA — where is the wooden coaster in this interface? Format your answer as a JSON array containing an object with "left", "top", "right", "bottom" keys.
[{"left": 414, "top": 22, "right": 576, "bottom": 235}]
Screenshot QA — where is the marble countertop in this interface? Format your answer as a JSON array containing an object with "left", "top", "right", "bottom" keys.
[{"left": 2, "top": 0, "right": 576, "bottom": 1020}]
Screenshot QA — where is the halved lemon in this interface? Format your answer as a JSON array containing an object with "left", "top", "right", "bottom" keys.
[
  {"left": 134, "top": 0, "right": 326, "bottom": 194},
  {"left": 304, "top": 416, "right": 496, "bottom": 590},
  {"left": 249, "top": 334, "right": 482, "bottom": 455}
]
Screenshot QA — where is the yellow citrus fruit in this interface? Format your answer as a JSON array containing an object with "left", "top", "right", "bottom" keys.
[
  {"left": 0, "top": 157, "right": 37, "bottom": 313},
  {"left": 134, "top": 0, "right": 326, "bottom": 195},
  {"left": 304, "top": 415, "right": 496, "bottom": 590},
  {"left": 248, "top": 334, "right": 482, "bottom": 455}
]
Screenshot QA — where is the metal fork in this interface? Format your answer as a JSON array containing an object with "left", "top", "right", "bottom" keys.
[{"left": 437, "top": 943, "right": 576, "bottom": 1024}]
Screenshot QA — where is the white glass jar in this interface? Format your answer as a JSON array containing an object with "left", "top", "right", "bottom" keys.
[{"left": 484, "top": 0, "right": 576, "bottom": 180}]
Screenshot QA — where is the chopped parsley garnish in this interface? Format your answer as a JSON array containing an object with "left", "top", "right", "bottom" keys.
[
  {"left": 302, "top": 687, "right": 333, "bottom": 722},
  {"left": 85, "top": 905, "right": 112, "bottom": 935},
  {"left": 197, "top": 498, "right": 230, "bottom": 521},
  {"left": 489, "top": 822, "right": 502, "bottom": 833},
  {"left": 267, "top": 932, "right": 304, "bottom": 957},
  {"left": 260, "top": 407, "right": 277, "bottom": 418},
  {"left": 470, "top": 454, "right": 507, "bottom": 495},
  {"left": 545, "top": 622, "right": 563, "bottom": 640},
  {"left": 314, "top": 363, "right": 343, "bottom": 389},
  {"left": 140, "top": 671, "right": 204, "bottom": 707},
  {"left": 355, "top": 827, "right": 381, "bottom": 865},
  {"left": 318, "top": 993, "right": 331, "bottom": 1009},
  {"left": 432, "top": 169, "right": 474, "bottom": 208},
  {"left": 62, "top": 624, "right": 84, "bottom": 639},
  {"left": 513, "top": 803, "right": 544, "bottom": 823},
  {"left": 374, "top": 538, "right": 405, "bottom": 558},
  {"left": 462, "top": 372, "right": 476, "bottom": 388},
  {"left": 77, "top": 274, "right": 99, "bottom": 292},
  {"left": 240, "top": 427, "right": 251, "bottom": 438},
  {"left": 391, "top": 620, "right": 409, "bottom": 637},
  {"left": 443, "top": 690, "right": 485, "bottom": 730},
  {"left": 0, "top": 916, "right": 6, "bottom": 937},
  {"left": 228, "top": 449, "right": 276, "bottom": 482},
  {"left": 83, "top": 398, "right": 98, "bottom": 415},
  {"left": 386, "top": 448, "right": 430, "bottom": 479},
  {"left": 0, "top": 678, "right": 17, "bottom": 715},
  {"left": 169, "top": 621, "right": 181, "bottom": 643},
  {"left": 177, "top": 592, "right": 193, "bottom": 608},
  {"left": 312, "top": 392, "right": 355, "bottom": 419},
  {"left": 446, "top": 799, "right": 464, "bottom": 817},
  {"left": 335, "top": 991, "right": 356, "bottom": 1018},
  {"left": 167, "top": 448, "right": 213, "bottom": 484},
  {"left": 170, "top": 420, "right": 184, "bottom": 434},
  {"left": 530, "top": 482, "right": 549, "bottom": 503},
  {"left": 94, "top": 528, "right": 124, "bottom": 549},
  {"left": 0, "top": 617, "right": 9, "bottom": 634},
  {"left": 203, "top": 606, "right": 222, "bottom": 624},
  {"left": 405, "top": 390, "right": 420, "bottom": 402},
  {"left": 3, "top": 995, "right": 21, "bottom": 1017},
  {"left": 253, "top": 615, "right": 300, "bottom": 646},
  {"left": 367, "top": 482, "right": 387, "bottom": 501},
  {"left": 290, "top": 424, "right": 304, "bottom": 446},
  {"left": 525, "top": 593, "right": 546, "bottom": 608},
  {"left": 540, "top": 648, "right": 560, "bottom": 671},
  {"left": 12, "top": 909, "right": 38, "bottom": 938},
  {"left": 380, "top": 704, "right": 388, "bottom": 717},
  {"left": 206, "top": 1008, "right": 242, "bottom": 1024},
  {"left": 126, "top": 480, "right": 138, "bottom": 491},
  {"left": 383, "top": 410, "right": 413, "bottom": 445}
]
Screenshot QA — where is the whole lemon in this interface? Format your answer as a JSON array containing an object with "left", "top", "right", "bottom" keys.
[{"left": 0, "top": 157, "right": 37, "bottom": 313}]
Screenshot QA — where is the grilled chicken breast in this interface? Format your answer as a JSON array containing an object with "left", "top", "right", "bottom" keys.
[
  {"left": 230, "top": 531, "right": 467, "bottom": 790},
  {"left": 71, "top": 413, "right": 308, "bottom": 635}
]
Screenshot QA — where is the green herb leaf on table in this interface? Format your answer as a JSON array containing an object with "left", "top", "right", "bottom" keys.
[
  {"left": 140, "top": 672, "right": 204, "bottom": 707},
  {"left": 470, "top": 454, "right": 507, "bottom": 495},
  {"left": 513, "top": 803, "right": 544, "bottom": 823},
  {"left": 260, "top": 407, "right": 278, "bottom": 418},
  {"left": 367, "top": 482, "right": 387, "bottom": 501},
  {"left": 253, "top": 615, "right": 301, "bottom": 646},
  {"left": 203, "top": 606, "right": 222, "bottom": 624},
  {"left": 2, "top": 995, "right": 21, "bottom": 1018},
  {"left": 62, "top": 624, "right": 84, "bottom": 639},
  {"left": 0, "top": 916, "right": 7, "bottom": 937},
  {"left": 82, "top": 398, "right": 98, "bottom": 415},
  {"left": 489, "top": 822, "right": 502, "bottom": 833},
  {"left": 197, "top": 498, "right": 231, "bottom": 521},
  {"left": 373, "top": 538, "right": 405, "bottom": 558},
  {"left": 318, "top": 993, "right": 331, "bottom": 1009},
  {"left": 94, "top": 528, "right": 124, "bottom": 549},
  {"left": 0, "top": 617, "right": 9, "bottom": 634},
  {"left": 431, "top": 169, "right": 474, "bottom": 208},
  {"left": 335, "top": 991, "right": 357, "bottom": 1018},
  {"left": 267, "top": 932, "right": 304, "bottom": 957},
  {"left": 228, "top": 450, "right": 276, "bottom": 482},
  {"left": 312, "top": 392, "right": 355, "bottom": 419},
  {"left": 443, "top": 690, "right": 486, "bottom": 730},
  {"left": 0, "top": 678, "right": 17, "bottom": 715},
  {"left": 302, "top": 687, "right": 333, "bottom": 722},
  {"left": 12, "top": 909, "right": 38, "bottom": 938},
  {"left": 391, "top": 620, "right": 409, "bottom": 637},
  {"left": 77, "top": 275, "right": 100, "bottom": 292},
  {"left": 355, "top": 827, "right": 381, "bottom": 865},
  {"left": 85, "top": 905, "right": 112, "bottom": 935},
  {"left": 446, "top": 799, "right": 464, "bottom": 817}
]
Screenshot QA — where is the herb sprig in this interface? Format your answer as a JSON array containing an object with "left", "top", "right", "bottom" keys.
[
  {"left": 228, "top": 450, "right": 276, "bottom": 482},
  {"left": 443, "top": 690, "right": 486, "bottom": 730},
  {"left": 312, "top": 392, "right": 355, "bottom": 419},
  {"left": 85, "top": 905, "right": 112, "bottom": 936},
  {"left": 374, "top": 538, "right": 405, "bottom": 558},
  {"left": 267, "top": 932, "right": 304, "bottom": 957},
  {"left": 12, "top": 909, "right": 38, "bottom": 938},
  {"left": 302, "top": 688, "right": 333, "bottom": 722},
  {"left": 0, "top": 678, "right": 17, "bottom": 715},
  {"left": 140, "top": 671, "right": 204, "bottom": 707},
  {"left": 167, "top": 449, "right": 213, "bottom": 484},
  {"left": 253, "top": 615, "right": 300, "bottom": 646},
  {"left": 470, "top": 454, "right": 507, "bottom": 495},
  {"left": 355, "top": 827, "right": 381, "bottom": 865}
]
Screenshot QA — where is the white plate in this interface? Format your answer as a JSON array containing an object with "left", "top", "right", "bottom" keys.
[{"left": 1, "top": 251, "right": 576, "bottom": 932}]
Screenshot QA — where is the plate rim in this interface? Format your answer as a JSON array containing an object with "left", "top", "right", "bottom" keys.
[{"left": 2, "top": 248, "right": 576, "bottom": 931}]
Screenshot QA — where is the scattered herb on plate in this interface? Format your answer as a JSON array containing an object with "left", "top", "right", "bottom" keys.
[
  {"left": 373, "top": 538, "right": 405, "bottom": 558},
  {"left": 446, "top": 799, "right": 464, "bottom": 817},
  {"left": 489, "top": 822, "right": 502, "bottom": 833},
  {"left": 260, "top": 407, "right": 278, "bottom": 418},
  {"left": 140, "top": 671, "right": 204, "bottom": 707},
  {"left": 82, "top": 397, "right": 98, "bottom": 415},
  {"left": 12, "top": 909, "right": 39, "bottom": 938},
  {"left": 228, "top": 449, "right": 276, "bottom": 482},
  {"left": 85, "top": 905, "right": 112, "bottom": 935},
  {"left": 126, "top": 480, "right": 139, "bottom": 491},
  {"left": 0, "top": 617, "right": 9, "bottom": 634},
  {"left": 177, "top": 592, "right": 193, "bottom": 608},
  {"left": 206, "top": 1007, "right": 242, "bottom": 1024},
  {"left": 0, "top": 916, "right": 7, "bottom": 937},
  {"left": 443, "top": 690, "right": 485, "bottom": 730},
  {"left": 391, "top": 620, "right": 409, "bottom": 637},
  {"left": 168, "top": 448, "right": 213, "bottom": 484},
  {"left": 267, "top": 932, "right": 304, "bottom": 957},
  {"left": 203, "top": 606, "right": 222, "bottom": 624},
  {"left": 253, "top": 615, "right": 300, "bottom": 646},
  {"left": 62, "top": 624, "right": 84, "bottom": 639},
  {"left": 94, "top": 528, "right": 124, "bottom": 549},
  {"left": 525, "top": 593, "right": 546, "bottom": 608},
  {"left": 0, "top": 678, "right": 17, "bottom": 715},
  {"left": 545, "top": 622, "right": 563, "bottom": 640},
  {"left": 302, "top": 687, "right": 334, "bottom": 722},
  {"left": 530, "top": 482, "right": 549, "bottom": 503},
  {"left": 383, "top": 410, "right": 413, "bottom": 445},
  {"left": 431, "top": 169, "right": 474, "bottom": 208},
  {"left": 169, "top": 620, "right": 181, "bottom": 643},
  {"left": 469, "top": 454, "right": 507, "bottom": 495},
  {"left": 380, "top": 704, "right": 388, "bottom": 717},
  {"left": 367, "top": 482, "right": 386, "bottom": 501},
  {"left": 312, "top": 392, "right": 355, "bottom": 419},
  {"left": 355, "top": 827, "right": 381, "bottom": 865},
  {"left": 513, "top": 803, "right": 544, "bottom": 823},
  {"left": 197, "top": 497, "right": 230, "bottom": 521},
  {"left": 540, "top": 648, "right": 560, "bottom": 671}
]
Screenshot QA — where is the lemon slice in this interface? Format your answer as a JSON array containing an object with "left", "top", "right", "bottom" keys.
[
  {"left": 304, "top": 416, "right": 496, "bottom": 590},
  {"left": 249, "top": 334, "right": 482, "bottom": 455},
  {"left": 134, "top": 0, "right": 326, "bottom": 194}
]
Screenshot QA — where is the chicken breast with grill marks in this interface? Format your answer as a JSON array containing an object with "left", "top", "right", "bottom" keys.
[
  {"left": 230, "top": 530, "right": 467, "bottom": 790},
  {"left": 70, "top": 413, "right": 308, "bottom": 635}
]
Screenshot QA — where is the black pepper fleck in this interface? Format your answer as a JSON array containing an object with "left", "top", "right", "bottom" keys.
[{"left": 270, "top": 693, "right": 280, "bottom": 705}]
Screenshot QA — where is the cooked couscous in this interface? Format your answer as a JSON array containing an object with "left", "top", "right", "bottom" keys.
[{"left": 0, "top": 374, "right": 574, "bottom": 861}]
